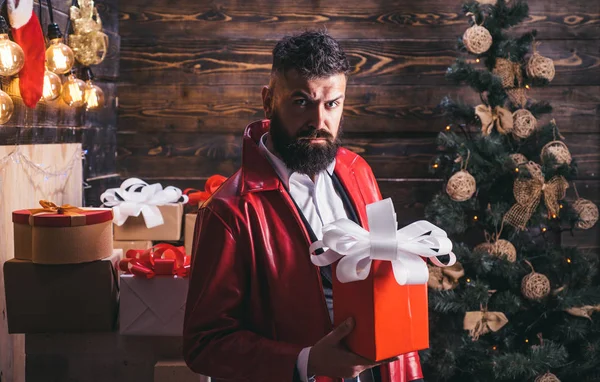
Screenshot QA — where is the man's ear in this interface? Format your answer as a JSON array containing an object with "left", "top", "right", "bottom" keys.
[{"left": 261, "top": 86, "right": 273, "bottom": 119}]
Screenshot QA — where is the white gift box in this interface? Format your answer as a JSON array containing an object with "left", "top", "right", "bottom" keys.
[{"left": 119, "top": 274, "right": 189, "bottom": 336}]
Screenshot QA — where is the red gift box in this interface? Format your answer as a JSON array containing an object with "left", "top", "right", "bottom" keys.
[{"left": 332, "top": 261, "right": 429, "bottom": 362}]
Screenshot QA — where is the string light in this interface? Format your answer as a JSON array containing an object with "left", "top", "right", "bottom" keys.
[
  {"left": 445, "top": 125, "right": 451, "bottom": 131},
  {"left": 525, "top": 338, "right": 529, "bottom": 343},
  {"left": 566, "top": 258, "right": 572, "bottom": 264},
  {"left": 45, "top": 20, "right": 75, "bottom": 74},
  {"left": 542, "top": 227, "right": 547, "bottom": 232},
  {"left": 433, "top": 163, "right": 439, "bottom": 169},
  {"left": 559, "top": 204, "right": 563, "bottom": 209},
  {"left": 525, "top": 84, "right": 530, "bottom": 89},
  {"left": 515, "top": 167, "right": 520, "bottom": 173},
  {"left": 62, "top": 72, "right": 86, "bottom": 107},
  {"left": 492, "top": 345, "right": 497, "bottom": 350},
  {"left": 82, "top": 67, "right": 104, "bottom": 110},
  {"left": 552, "top": 214, "right": 557, "bottom": 219},
  {"left": 476, "top": 58, "right": 480, "bottom": 63},
  {"left": 466, "top": 278, "right": 471, "bottom": 283},
  {"left": 0, "top": 16, "right": 24, "bottom": 76},
  {"left": 473, "top": 215, "right": 479, "bottom": 221},
  {"left": 42, "top": 70, "right": 62, "bottom": 101},
  {"left": 0, "top": 87, "right": 14, "bottom": 124}
]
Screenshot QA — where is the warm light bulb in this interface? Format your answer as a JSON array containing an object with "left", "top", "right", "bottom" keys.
[
  {"left": 0, "top": 34, "right": 24, "bottom": 76},
  {"left": 566, "top": 258, "right": 572, "bottom": 263},
  {"left": 445, "top": 125, "right": 451, "bottom": 131},
  {"left": 515, "top": 167, "right": 519, "bottom": 172},
  {"left": 542, "top": 227, "right": 547, "bottom": 232},
  {"left": 476, "top": 58, "right": 480, "bottom": 63},
  {"left": 0, "top": 88, "right": 14, "bottom": 124},
  {"left": 525, "top": 85, "right": 530, "bottom": 89},
  {"left": 433, "top": 163, "right": 439, "bottom": 168},
  {"left": 61, "top": 74, "right": 86, "bottom": 107},
  {"left": 552, "top": 214, "right": 557, "bottom": 219},
  {"left": 42, "top": 70, "right": 62, "bottom": 101},
  {"left": 473, "top": 215, "right": 478, "bottom": 221},
  {"left": 525, "top": 339, "right": 529, "bottom": 343},
  {"left": 45, "top": 38, "right": 75, "bottom": 74},
  {"left": 84, "top": 80, "right": 105, "bottom": 110}
]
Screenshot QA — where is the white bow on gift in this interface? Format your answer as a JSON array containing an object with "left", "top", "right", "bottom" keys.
[
  {"left": 309, "top": 198, "right": 456, "bottom": 285},
  {"left": 100, "top": 178, "right": 189, "bottom": 228}
]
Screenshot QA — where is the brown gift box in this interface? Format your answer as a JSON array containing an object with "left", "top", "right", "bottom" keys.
[
  {"left": 113, "top": 240, "right": 152, "bottom": 254},
  {"left": 184, "top": 213, "right": 197, "bottom": 256},
  {"left": 114, "top": 203, "right": 183, "bottom": 241},
  {"left": 12, "top": 207, "right": 113, "bottom": 264},
  {"left": 3, "top": 249, "right": 122, "bottom": 334}
]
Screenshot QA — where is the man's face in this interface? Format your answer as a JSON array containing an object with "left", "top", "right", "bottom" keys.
[{"left": 262, "top": 69, "right": 347, "bottom": 176}]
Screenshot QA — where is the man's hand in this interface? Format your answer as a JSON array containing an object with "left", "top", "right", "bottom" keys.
[{"left": 307, "top": 317, "right": 398, "bottom": 379}]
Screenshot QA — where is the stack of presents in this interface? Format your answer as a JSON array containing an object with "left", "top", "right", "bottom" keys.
[{"left": 3, "top": 176, "right": 226, "bottom": 382}]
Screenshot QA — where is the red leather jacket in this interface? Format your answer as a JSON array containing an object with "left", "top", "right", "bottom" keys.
[{"left": 183, "top": 120, "right": 424, "bottom": 382}]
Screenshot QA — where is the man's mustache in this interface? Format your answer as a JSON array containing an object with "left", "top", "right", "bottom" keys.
[{"left": 296, "top": 129, "right": 334, "bottom": 140}]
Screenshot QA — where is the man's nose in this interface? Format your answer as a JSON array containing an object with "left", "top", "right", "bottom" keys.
[{"left": 308, "top": 104, "right": 327, "bottom": 131}]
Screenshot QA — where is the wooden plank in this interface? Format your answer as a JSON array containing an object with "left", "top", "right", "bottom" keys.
[
  {"left": 0, "top": 144, "right": 83, "bottom": 382},
  {"left": 119, "top": 0, "right": 600, "bottom": 40},
  {"left": 119, "top": 39, "right": 599, "bottom": 86},
  {"left": 117, "top": 84, "right": 599, "bottom": 134},
  {"left": 116, "top": 132, "right": 600, "bottom": 180}
]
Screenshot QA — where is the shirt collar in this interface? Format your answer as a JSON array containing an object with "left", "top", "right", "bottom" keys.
[{"left": 258, "top": 132, "right": 336, "bottom": 187}]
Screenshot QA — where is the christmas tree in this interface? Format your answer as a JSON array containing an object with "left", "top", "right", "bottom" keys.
[{"left": 420, "top": 1, "right": 600, "bottom": 381}]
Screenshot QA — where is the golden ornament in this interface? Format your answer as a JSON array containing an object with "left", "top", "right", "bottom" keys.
[
  {"left": 512, "top": 109, "right": 537, "bottom": 139},
  {"left": 504, "top": 162, "right": 568, "bottom": 230},
  {"left": 447, "top": 170, "right": 477, "bottom": 202},
  {"left": 475, "top": 104, "right": 514, "bottom": 136},
  {"left": 463, "top": 307, "right": 508, "bottom": 341},
  {"left": 463, "top": 22, "right": 492, "bottom": 55},
  {"left": 541, "top": 141, "right": 572, "bottom": 167},
  {"left": 428, "top": 262, "right": 465, "bottom": 291},
  {"left": 527, "top": 44, "right": 555, "bottom": 82},
  {"left": 69, "top": 0, "right": 109, "bottom": 66},
  {"left": 534, "top": 372, "right": 560, "bottom": 382},
  {"left": 572, "top": 198, "right": 599, "bottom": 230},
  {"left": 521, "top": 260, "right": 551, "bottom": 301}
]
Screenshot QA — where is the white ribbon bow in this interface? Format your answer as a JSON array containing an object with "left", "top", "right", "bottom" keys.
[
  {"left": 309, "top": 198, "right": 456, "bottom": 285},
  {"left": 100, "top": 178, "right": 189, "bottom": 228}
]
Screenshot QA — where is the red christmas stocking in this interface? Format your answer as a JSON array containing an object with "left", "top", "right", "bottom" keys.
[{"left": 8, "top": 0, "right": 45, "bottom": 108}]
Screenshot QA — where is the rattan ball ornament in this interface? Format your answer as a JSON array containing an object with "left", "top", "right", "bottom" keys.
[
  {"left": 527, "top": 51, "right": 555, "bottom": 82},
  {"left": 474, "top": 242, "right": 494, "bottom": 254},
  {"left": 463, "top": 24, "right": 492, "bottom": 55},
  {"left": 446, "top": 170, "right": 477, "bottom": 202},
  {"left": 572, "top": 198, "right": 599, "bottom": 230},
  {"left": 510, "top": 153, "right": 528, "bottom": 167},
  {"left": 492, "top": 239, "right": 517, "bottom": 262},
  {"left": 512, "top": 109, "right": 537, "bottom": 139},
  {"left": 541, "top": 141, "right": 572, "bottom": 167},
  {"left": 534, "top": 372, "right": 560, "bottom": 382},
  {"left": 521, "top": 261, "right": 551, "bottom": 301}
]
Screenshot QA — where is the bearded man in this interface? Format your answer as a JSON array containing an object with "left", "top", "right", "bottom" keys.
[{"left": 183, "top": 30, "right": 424, "bottom": 382}]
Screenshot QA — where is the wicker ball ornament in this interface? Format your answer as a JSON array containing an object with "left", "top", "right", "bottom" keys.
[
  {"left": 521, "top": 261, "right": 551, "bottom": 301},
  {"left": 572, "top": 198, "right": 599, "bottom": 230},
  {"left": 534, "top": 372, "right": 560, "bottom": 382},
  {"left": 446, "top": 170, "right": 477, "bottom": 201},
  {"left": 463, "top": 25, "right": 492, "bottom": 55},
  {"left": 512, "top": 109, "right": 537, "bottom": 139},
  {"left": 527, "top": 52, "right": 555, "bottom": 82},
  {"left": 475, "top": 239, "right": 516, "bottom": 262},
  {"left": 541, "top": 141, "right": 572, "bottom": 167},
  {"left": 510, "top": 153, "right": 528, "bottom": 167}
]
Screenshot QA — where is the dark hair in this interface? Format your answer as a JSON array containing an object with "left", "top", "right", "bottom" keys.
[{"left": 270, "top": 30, "right": 351, "bottom": 82}]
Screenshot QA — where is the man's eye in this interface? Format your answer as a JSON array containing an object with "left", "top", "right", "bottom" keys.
[
  {"left": 326, "top": 101, "right": 339, "bottom": 108},
  {"left": 294, "top": 99, "right": 307, "bottom": 106}
]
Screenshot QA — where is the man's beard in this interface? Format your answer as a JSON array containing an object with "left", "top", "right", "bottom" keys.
[{"left": 269, "top": 112, "right": 343, "bottom": 177}]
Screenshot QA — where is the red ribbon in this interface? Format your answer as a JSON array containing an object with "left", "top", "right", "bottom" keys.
[
  {"left": 184, "top": 175, "right": 227, "bottom": 206},
  {"left": 119, "top": 243, "right": 190, "bottom": 279}
]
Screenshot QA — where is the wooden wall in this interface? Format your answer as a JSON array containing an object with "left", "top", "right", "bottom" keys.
[
  {"left": 117, "top": 1, "right": 599, "bottom": 248},
  {"left": 0, "top": 1, "right": 119, "bottom": 381}
]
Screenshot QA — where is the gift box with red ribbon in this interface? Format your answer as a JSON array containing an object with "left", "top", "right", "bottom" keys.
[
  {"left": 12, "top": 200, "right": 114, "bottom": 264},
  {"left": 119, "top": 244, "right": 191, "bottom": 336}
]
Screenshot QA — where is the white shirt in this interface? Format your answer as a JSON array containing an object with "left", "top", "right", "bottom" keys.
[{"left": 258, "top": 133, "right": 349, "bottom": 382}]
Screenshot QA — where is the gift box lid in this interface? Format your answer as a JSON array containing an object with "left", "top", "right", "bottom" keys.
[{"left": 12, "top": 205, "right": 113, "bottom": 227}]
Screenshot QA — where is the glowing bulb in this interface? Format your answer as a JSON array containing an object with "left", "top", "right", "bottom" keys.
[
  {"left": 515, "top": 167, "right": 519, "bottom": 172},
  {"left": 542, "top": 227, "right": 547, "bottom": 232},
  {"left": 525, "top": 339, "right": 529, "bottom": 343},
  {"left": 559, "top": 204, "right": 563, "bottom": 209},
  {"left": 84, "top": 80, "right": 104, "bottom": 110},
  {"left": 42, "top": 70, "right": 62, "bottom": 101},
  {"left": 61, "top": 74, "right": 86, "bottom": 107},
  {"left": 45, "top": 38, "right": 75, "bottom": 74},
  {"left": 552, "top": 214, "right": 557, "bottom": 219},
  {"left": 476, "top": 58, "right": 480, "bottom": 63},
  {"left": 433, "top": 163, "right": 439, "bottom": 168},
  {"left": 0, "top": 88, "right": 14, "bottom": 124},
  {"left": 0, "top": 34, "right": 24, "bottom": 76},
  {"left": 473, "top": 215, "right": 478, "bottom": 221},
  {"left": 445, "top": 125, "right": 451, "bottom": 131},
  {"left": 525, "top": 84, "right": 530, "bottom": 89},
  {"left": 492, "top": 346, "right": 497, "bottom": 350},
  {"left": 566, "top": 258, "right": 572, "bottom": 264},
  {"left": 466, "top": 278, "right": 471, "bottom": 283}
]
